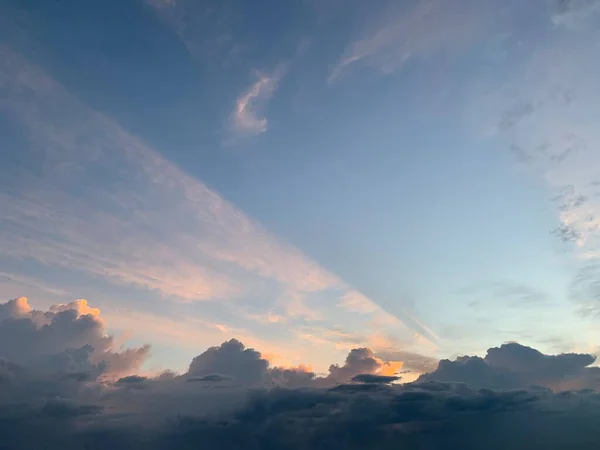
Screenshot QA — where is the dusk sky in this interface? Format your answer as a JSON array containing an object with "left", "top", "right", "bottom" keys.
[
  {"left": 2, "top": 0, "right": 600, "bottom": 379},
  {"left": 5, "top": 1, "right": 600, "bottom": 448}
]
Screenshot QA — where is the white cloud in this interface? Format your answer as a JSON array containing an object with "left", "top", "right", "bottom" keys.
[
  {"left": 467, "top": 7, "right": 600, "bottom": 318},
  {"left": 230, "top": 72, "right": 279, "bottom": 136},
  {"left": 329, "top": 0, "right": 488, "bottom": 82}
]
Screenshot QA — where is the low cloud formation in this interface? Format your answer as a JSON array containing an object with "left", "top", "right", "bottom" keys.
[
  {"left": 3, "top": 297, "right": 600, "bottom": 449},
  {"left": 188, "top": 339, "right": 270, "bottom": 383},
  {"left": 420, "top": 342, "right": 600, "bottom": 391},
  {"left": 351, "top": 373, "right": 400, "bottom": 384},
  {"left": 325, "top": 347, "right": 402, "bottom": 384},
  {"left": 0, "top": 297, "right": 150, "bottom": 379}
]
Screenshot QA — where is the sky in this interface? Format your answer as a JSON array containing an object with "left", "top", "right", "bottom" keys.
[
  {"left": 4, "top": 0, "right": 600, "bottom": 448},
  {"left": 2, "top": 0, "right": 600, "bottom": 382}
]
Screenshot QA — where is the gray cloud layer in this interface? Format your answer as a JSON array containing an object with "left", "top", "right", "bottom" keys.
[{"left": 2, "top": 297, "right": 600, "bottom": 449}]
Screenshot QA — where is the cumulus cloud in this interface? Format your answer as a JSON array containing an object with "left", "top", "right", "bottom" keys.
[
  {"left": 325, "top": 347, "right": 402, "bottom": 384},
  {"left": 3, "top": 296, "right": 600, "bottom": 448},
  {"left": 419, "top": 342, "right": 600, "bottom": 391},
  {"left": 0, "top": 298, "right": 150, "bottom": 379},
  {"left": 187, "top": 338, "right": 271, "bottom": 384}
]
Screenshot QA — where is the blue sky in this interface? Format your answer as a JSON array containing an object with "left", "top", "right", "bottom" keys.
[{"left": 2, "top": 0, "right": 600, "bottom": 377}]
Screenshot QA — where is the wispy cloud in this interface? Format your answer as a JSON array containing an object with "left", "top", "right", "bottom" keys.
[
  {"left": 329, "top": 0, "right": 487, "bottom": 83},
  {"left": 0, "top": 44, "right": 433, "bottom": 366},
  {"left": 474, "top": 41, "right": 600, "bottom": 253},
  {"left": 229, "top": 70, "right": 281, "bottom": 137},
  {"left": 467, "top": 9, "right": 600, "bottom": 316}
]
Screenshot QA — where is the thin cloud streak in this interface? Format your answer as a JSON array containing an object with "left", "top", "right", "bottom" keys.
[
  {"left": 0, "top": 45, "right": 433, "bottom": 362},
  {"left": 329, "top": 0, "right": 487, "bottom": 82}
]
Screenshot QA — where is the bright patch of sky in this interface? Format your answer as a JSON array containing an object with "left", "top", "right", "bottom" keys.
[{"left": 1, "top": 0, "right": 600, "bottom": 374}]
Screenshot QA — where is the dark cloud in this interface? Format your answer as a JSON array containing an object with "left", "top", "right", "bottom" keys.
[
  {"left": 3, "top": 297, "right": 600, "bottom": 448},
  {"left": 38, "top": 398, "right": 104, "bottom": 419},
  {"left": 186, "top": 374, "right": 233, "bottom": 382},
  {"left": 351, "top": 373, "right": 400, "bottom": 384},
  {"left": 117, "top": 375, "right": 148, "bottom": 384},
  {"left": 149, "top": 384, "right": 600, "bottom": 450},
  {"left": 419, "top": 342, "right": 599, "bottom": 391}
]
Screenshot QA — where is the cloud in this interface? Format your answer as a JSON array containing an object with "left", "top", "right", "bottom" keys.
[
  {"left": 467, "top": 5, "right": 600, "bottom": 318},
  {"left": 2, "top": 299, "right": 600, "bottom": 449},
  {"left": 458, "top": 281, "right": 550, "bottom": 309},
  {"left": 419, "top": 342, "right": 600, "bottom": 391},
  {"left": 351, "top": 373, "right": 400, "bottom": 384},
  {"left": 0, "top": 297, "right": 150, "bottom": 378},
  {"left": 187, "top": 338, "right": 271, "bottom": 384},
  {"left": 325, "top": 347, "right": 402, "bottom": 384},
  {"left": 186, "top": 374, "right": 232, "bottom": 383},
  {"left": 229, "top": 70, "right": 281, "bottom": 138},
  {"left": 329, "top": 0, "right": 488, "bottom": 82},
  {"left": 5, "top": 376, "right": 600, "bottom": 449},
  {"left": 375, "top": 349, "right": 439, "bottom": 374},
  {"left": 0, "top": 44, "right": 435, "bottom": 361}
]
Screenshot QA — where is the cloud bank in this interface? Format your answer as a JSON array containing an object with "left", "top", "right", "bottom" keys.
[{"left": 2, "top": 297, "right": 600, "bottom": 449}]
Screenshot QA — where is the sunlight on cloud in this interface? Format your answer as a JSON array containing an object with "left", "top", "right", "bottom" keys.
[{"left": 0, "top": 44, "right": 433, "bottom": 371}]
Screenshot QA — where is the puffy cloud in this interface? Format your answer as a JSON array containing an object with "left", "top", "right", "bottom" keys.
[
  {"left": 187, "top": 338, "right": 270, "bottom": 384},
  {"left": 0, "top": 298, "right": 150, "bottom": 378},
  {"left": 0, "top": 296, "right": 32, "bottom": 320},
  {"left": 4, "top": 297, "right": 600, "bottom": 448},
  {"left": 419, "top": 342, "right": 600, "bottom": 390},
  {"left": 325, "top": 347, "right": 401, "bottom": 384}
]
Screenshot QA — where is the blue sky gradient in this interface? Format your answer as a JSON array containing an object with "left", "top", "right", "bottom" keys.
[{"left": 2, "top": 0, "right": 600, "bottom": 376}]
